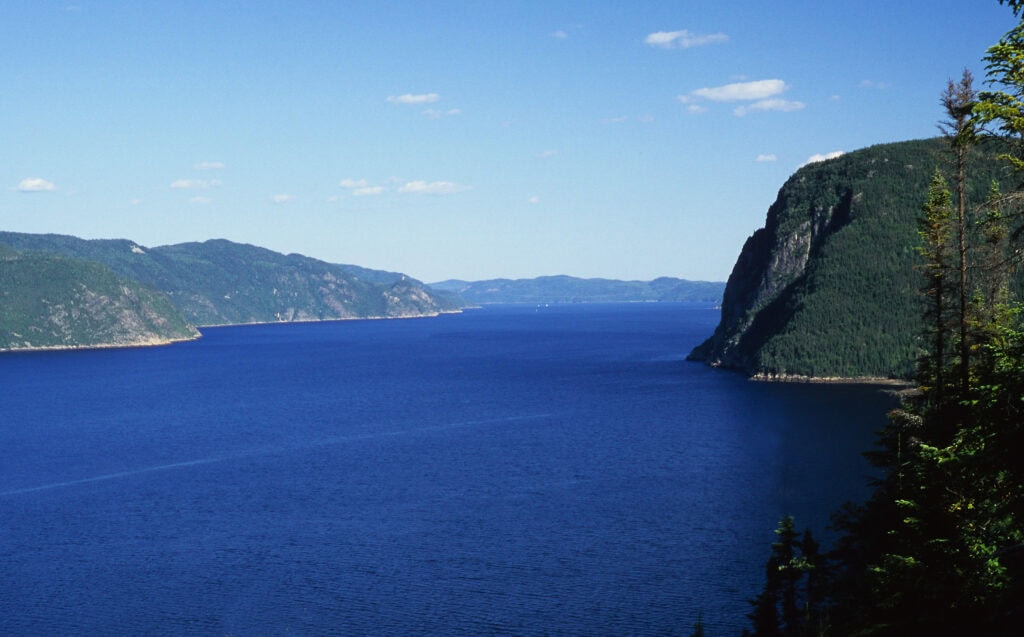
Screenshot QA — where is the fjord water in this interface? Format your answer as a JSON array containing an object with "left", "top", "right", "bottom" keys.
[{"left": 0, "top": 304, "right": 894, "bottom": 635}]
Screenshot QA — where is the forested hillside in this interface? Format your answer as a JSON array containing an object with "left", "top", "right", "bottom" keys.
[
  {"left": 689, "top": 138, "right": 1017, "bottom": 379},
  {"left": 0, "top": 250, "right": 198, "bottom": 350},
  {"left": 736, "top": 5, "right": 1024, "bottom": 634},
  {"left": 0, "top": 233, "right": 462, "bottom": 326}
]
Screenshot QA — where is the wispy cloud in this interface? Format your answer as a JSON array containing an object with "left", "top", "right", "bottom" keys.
[
  {"left": 424, "top": 108, "right": 462, "bottom": 119},
  {"left": 552, "top": 29, "right": 568, "bottom": 39},
  {"left": 16, "top": 177, "right": 57, "bottom": 193},
  {"left": 387, "top": 93, "right": 440, "bottom": 105},
  {"left": 756, "top": 154, "right": 777, "bottom": 163},
  {"left": 690, "top": 79, "right": 787, "bottom": 102},
  {"left": 338, "top": 178, "right": 385, "bottom": 196},
  {"left": 170, "top": 178, "right": 221, "bottom": 190},
  {"left": 801, "top": 151, "right": 845, "bottom": 167},
  {"left": 537, "top": 149, "right": 559, "bottom": 158},
  {"left": 528, "top": 196, "right": 541, "bottom": 205},
  {"left": 399, "top": 180, "right": 469, "bottom": 195},
  {"left": 859, "top": 80, "right": 891, "bottom": 90},
  {"left": 679, "top": 79, "right": 803, "bottom": 116},
  {"left": 193, "top": 161, "right": 225, "bottom": 171},
  {"left": 189, "top": 196, "right": 213, "bottom": 205},
  {"left": 271, "top": 194, "right": 294, "bottom": 204},
  {"left": 734, "top": 98, "right": 805, "bottom": 116},
  {"left": 644, "top": 29, "right": 728, "bottom": 49}
]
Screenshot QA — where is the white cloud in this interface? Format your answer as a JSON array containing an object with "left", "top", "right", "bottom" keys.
[
  {"left": 170, "top": 178, "right": 221, "bottom": 190},
  {"left": 339, "top": 179, "right": 384, "bottom": 196},
  {"left": 528, "top": 196, "right": 541, "bottom": 205},
  {"left": 734, "top": 98, "right": 805, "bottom": 116},
  {"left": 193, "top": 161, "right": 225, "bottom": 170},
  {"left": 756, "top": 154, "right": 777, "bottom": 163},
  {"left": 189, "top": 196, "right": 213, "bottom": 205},
  {"left": 537, "top": 149, "right": 559, "bottom": 158},
  {"left": 802, "top": 151, "right": 845, "bottom": 167},
  {"left": 387, "top": 93, "right": 440, "bottom": 105},
  {"left": 272, "top": 194, "right": 294, "bottom": 204},
  {"left": 424, "top": 108, "right": 462, "bottom": 119},
  {"left": 684, "top": 103, "right": 708, "bottom": 114},
  {"left": 130, "top": 198, "right": 144, "bottom": 205},
  {"left": 645, "top": 29, "right": 728, "bottom": 49},
  {"left": 399, "top": 180, "right": 469, "bottom": 195},
  {"left": 552, "top": 29, "right": 568, "bottom": 39},
  {"left": 859, "top": 79, "right": 891, "bottom": 90},
  {"left": 16, "top": 177, "right": 57, "bottom": 193},
  {"left": 691, "top": 79, "right": 787, "bottom": 102},
  {"left": 680, "top": 79, "right": 804, "bottom": 116}
]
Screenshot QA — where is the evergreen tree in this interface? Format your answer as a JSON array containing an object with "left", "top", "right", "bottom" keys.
[
  {"left": 917, "top": 170, "right": 955, "bottom": 401},
  {"left": 747, "top": 517, "right": 824, "bottom": 637},
  {"left": 689, "top": 612, "right": 706, "bottom": 637},
  {"left": 941, "top": 70, "right": 978, "bottom": 395}
]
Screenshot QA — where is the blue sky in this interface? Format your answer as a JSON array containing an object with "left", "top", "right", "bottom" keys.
[{"left": 0, "top": 1, "right": 1016, "bottom": 282}]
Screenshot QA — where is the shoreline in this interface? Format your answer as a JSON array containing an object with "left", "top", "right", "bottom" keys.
[
  {"left": 749, "top": 372, "right": 914, "bottom": 387},
  {"left": 194, "top": 308, "right": 464, "bottom": 329},
  {"left": 0, "top": 333, "right": 202, "bottom": 354},
  {"left": 0, "top": 309, "right": 465, "bottom": 354}
]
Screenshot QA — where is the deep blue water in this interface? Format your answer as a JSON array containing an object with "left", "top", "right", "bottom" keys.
[{"left": 0, "top": 304, "right": 895, "bottom": 635}]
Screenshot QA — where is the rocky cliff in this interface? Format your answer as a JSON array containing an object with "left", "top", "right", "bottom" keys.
[{"left": 688, "top": 138, "right": 1014, "bottom": 379}]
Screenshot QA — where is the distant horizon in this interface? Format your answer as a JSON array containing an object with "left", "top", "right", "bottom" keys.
[{"left": 0, "top": 228, "right": 727, "bottom": 284}]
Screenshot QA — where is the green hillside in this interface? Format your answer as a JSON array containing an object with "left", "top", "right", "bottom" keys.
[
  {"left": 0, "top": 234, "right": 462, "bottom": 326},
  {"left": 690, "top": 137, "right": 1018, "bottom": 379},
  {"left": 0, "top": 251, "right": 198, "bottom": 350}
]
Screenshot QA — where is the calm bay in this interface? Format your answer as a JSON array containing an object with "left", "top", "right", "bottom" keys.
[{"left": 0, "top": 304, "right": 895, "bottom": 635}]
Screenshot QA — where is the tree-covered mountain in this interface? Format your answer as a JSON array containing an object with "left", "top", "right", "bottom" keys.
[
  {"left": 0, "top": 233, "right": 462, "bottom": 327},
  {"left": 429, "top": 275, "right": 724, "bottom": 305},
  {"left": 688, "top": 137, "right": 1018, "bottom": 380},
  {"left": 1, "top": 249, "right": 199, "bottom": 350}
]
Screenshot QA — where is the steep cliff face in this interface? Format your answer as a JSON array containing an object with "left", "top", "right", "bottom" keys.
[{"left": 689, "top": 138, "right": 1012, "bottom": 379}]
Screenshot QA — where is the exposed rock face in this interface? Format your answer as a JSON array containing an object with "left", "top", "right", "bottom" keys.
[
  {"left": 690, "top": 167, "right": 853, "bottom": 371},
  {"left": 688, "top": 138, "right": 1012, "bottom": 379}
]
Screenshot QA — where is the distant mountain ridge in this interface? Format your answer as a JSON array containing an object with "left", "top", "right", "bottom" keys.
[
  {"left": 0, "top": 232, "right": 462, "bottom": 351},
  {"left": 430, "top": 275, "right": 725, "bottom": 305},
  {"left": 688, "top": 138, "right": 1017, "bottom": 380}
]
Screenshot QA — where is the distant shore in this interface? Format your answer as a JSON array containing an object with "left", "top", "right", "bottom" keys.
[
  {"left": 0, "top": 333, "right": 201, "bottom": 354},
  {"left": 1, "top": 310, "right": 465, "bottom": 354}
]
